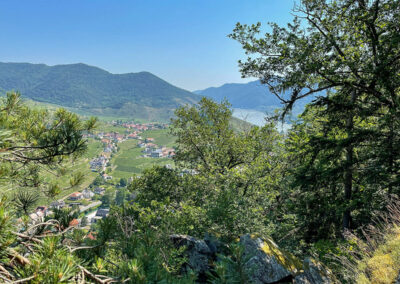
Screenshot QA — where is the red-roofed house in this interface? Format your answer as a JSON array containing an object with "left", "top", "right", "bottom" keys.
[
  {"left": 86, "top": 232, "right": 97, "bottom": 240},
  {"left": 69, "top": 192, "right": 83, "bottom": 201},
  {"left": 69, "top": 219, "right": 79, "bottom": 227}
]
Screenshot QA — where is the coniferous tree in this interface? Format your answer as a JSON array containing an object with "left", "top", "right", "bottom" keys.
[{"left": 231, "top": 0, "right": 400, "bottom": 235}]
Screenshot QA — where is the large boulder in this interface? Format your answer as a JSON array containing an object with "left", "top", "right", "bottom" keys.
[
  {"left": 171, "top": 233, "right": 336, "bottom": 284},
  {"left": 240, "top": 234, "right": 302, "bottom": 283},
  {"left": 294, "top": 258, "right": 335, "bottom": 284},
  {"left": 170, "top": 234, "right": 214, "bottom": 275}
]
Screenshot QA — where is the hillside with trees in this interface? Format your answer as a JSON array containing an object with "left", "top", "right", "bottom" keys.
[
  {"left": 0, "top": 62, "right": 200, "bottom": 121},
  {"left": 195, "top": 80, "right": 315, "bottom": 116},
  {"left": 0, "top": 0, "right": 400, "bottom": 283}
]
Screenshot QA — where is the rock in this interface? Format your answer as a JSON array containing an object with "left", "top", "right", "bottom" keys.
[
  {"left": 170, "top": 234, "right": 213, "bottom": 275},
  {"left": 294, "top": 258, "right": 334, "bottom": 284},
  {"left": 170, "top": 233, "right": 336, "bottom": 284},
  {"left": 293, "top": 273, "right": 313, "bottom": 284},
  {"left": 240, "top": 234, "right": 302, "bottom": 283}
]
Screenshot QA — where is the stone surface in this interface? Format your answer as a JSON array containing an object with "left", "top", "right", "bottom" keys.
[
  {"left": 170, "top": 234, "right": 213, "bottom": 275},
  {"left": 293, "top": 273, "right": 312, "bottom": 284},
  {"left": 240, "top": 234, "right": 302, "bottom": 283},
  {"left": 171, "top": 233, "right": 336, "bottom": 284},
  {"left": 294, "top": 258, "right": 334, "bottom": 284}
]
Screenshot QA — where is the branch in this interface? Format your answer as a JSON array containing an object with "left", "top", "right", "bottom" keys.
[
  {"left": 78, "top": 265, "right": 116, "bottom": 284},
  {"left": 0, "top": 264, "right": 14, "bottom": 281},
  {"left": 7, "top": 249, "right": 30, "bottom": 266},
  {"left": 10, "top": 275, "right": 35, "bottom": 284},
  {"left": 13, "top": 232, "right": 43, "bottom": 244},
  {"left": 68, "top": 245, "right": 100, "bottom": 253}
]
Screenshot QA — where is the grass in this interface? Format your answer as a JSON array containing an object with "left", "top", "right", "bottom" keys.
[
  {"left": 110, "top": 139, "right": 173, "bottom": 179},
  {"left": 333, "top": 200, "right": 400, "bottom": 284},
  {"left": 356, "top": 226, "right": 400, "bottom": 284},
  {"left": 141, "top": 129, "right": 176, "bottom": 147},
  {"left": 95, "top": 121, "right": 127, "bottom": 134}
]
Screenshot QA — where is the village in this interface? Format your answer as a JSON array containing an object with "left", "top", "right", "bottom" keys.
[
  {"left": 86, "top": 122, "right": 174, "bottom": 176},
  {"left": 28, "top": 121, "right": 175, "bottom": 236}
]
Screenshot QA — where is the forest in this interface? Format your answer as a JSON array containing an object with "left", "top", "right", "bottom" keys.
[{"left": 1, "top": 0, "right": 400, "bottom": 283}]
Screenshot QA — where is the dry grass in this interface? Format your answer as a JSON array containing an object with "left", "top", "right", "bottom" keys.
[{"left": 331, "top": 198, "right": 400, "bottom": 283}]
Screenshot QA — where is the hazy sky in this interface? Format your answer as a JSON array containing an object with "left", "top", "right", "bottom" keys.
[{"left": 0, "top": 0, "right": 295, "bottom": 91}]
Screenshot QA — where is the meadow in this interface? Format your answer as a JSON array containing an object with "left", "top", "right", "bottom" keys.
[{"left": 110, "top": 138, "right": 174, "bottom": 179}]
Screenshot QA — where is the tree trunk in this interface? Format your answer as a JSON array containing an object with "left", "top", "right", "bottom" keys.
[
  {"left": 343, "top": 144, "right": 353, "bottom": 230},
  {"left": 387, "top": 118, "right": 394, "bottom": 195},
  {"left": 343, "top": 91, "right": 357, "bottom": 231}
]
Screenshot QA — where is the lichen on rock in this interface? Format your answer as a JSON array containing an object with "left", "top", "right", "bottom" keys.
[{"left": 240, "top": 234, "right": 302, "bottom": 283}]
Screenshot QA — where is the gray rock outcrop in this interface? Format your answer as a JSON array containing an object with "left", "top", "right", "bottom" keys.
[
  {"left": 294, "top": 258, "right": 334, "bottom": 284},
  {"left": 170, "top": 233, "right": 336, "bottom": 283},
  {"left": 170, "top": 234, "right": 214, "bottom": 275},
  {"left": 240, "top": 234, "right": 302, "bottom": 283}
]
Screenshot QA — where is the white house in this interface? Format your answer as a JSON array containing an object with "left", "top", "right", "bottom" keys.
[{"left": 82, "top": 188, "right": 95, "bottom": 199}]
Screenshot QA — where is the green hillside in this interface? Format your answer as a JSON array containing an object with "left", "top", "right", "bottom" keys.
[{"left": 0, "top": 62, "right": 201, "bottom": 121}]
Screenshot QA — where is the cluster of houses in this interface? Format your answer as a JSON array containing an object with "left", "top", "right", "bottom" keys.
[
  {"left": 35, "top": 187, "right": 111, "bottom": 227},
  {"left": 90, "top": 155, "right": 108, "bottom": 172},
  {"left": 47, "top": 187, "right": 105, "bottom": 210},
  {"left": 139, "top": 138, "right": 175, "bottom": 158},
  {"left": 89, "top": 134, "right": 119, "bottom": 173},
  {"left": 29, "top": 205, "right": 50, "bottom": 221},
  {"left": 111, "top": 121, "right": 168, "bottom": 131},
  {"left": 68, "top": 188, "right": 105, "bottom": 201}
]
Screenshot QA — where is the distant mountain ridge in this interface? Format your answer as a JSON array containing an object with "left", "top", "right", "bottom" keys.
[
  {"left": 194, "top": 80, "right": 282, "bottom": 112},
  {"left": 0, "top": 62, "right": 200, "bottom": 121},
  {"left": 195, "top": 80, "right": 317, "bottom": 117}
]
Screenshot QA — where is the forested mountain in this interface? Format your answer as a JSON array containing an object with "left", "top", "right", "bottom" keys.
[
  {"left": 194, "top": 80, "right": 281, "bottom": 111},
  {"left": 195, "top": 80, "right": 316, "bottom": 115},
  {"left": 0, "top": 62, "right": 200, "bottom": 120}
]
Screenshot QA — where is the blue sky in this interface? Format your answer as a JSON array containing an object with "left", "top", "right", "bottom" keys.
[{"left": 0, "top": 0, "right": 295, "bottom": 91}]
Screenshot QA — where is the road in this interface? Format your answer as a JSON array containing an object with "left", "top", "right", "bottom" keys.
[{"left": 79, "top": 201, "right": 102, "bottom": 213}]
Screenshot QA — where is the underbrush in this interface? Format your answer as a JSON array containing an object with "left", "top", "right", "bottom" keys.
[{"left": 331, "top": 200, "right": 400, "bottom": 283}]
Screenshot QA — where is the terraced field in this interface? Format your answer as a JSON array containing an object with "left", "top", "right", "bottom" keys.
[
  {"left": 140, "top": 129, "right": 175, "bottom": 147},
  {"left": 110, "top": 139, "right": 173, "bottom": 179},
  {"left": 110, "top": 129, "right": 175, "bottom": 179}
]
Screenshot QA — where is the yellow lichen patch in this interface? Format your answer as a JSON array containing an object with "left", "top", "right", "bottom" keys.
[
  {"left": 250, "top": 233, "right": 261, "bottom": 239},
  {"left": 260, "top": 238, "right": 303, "bottom": 273}
]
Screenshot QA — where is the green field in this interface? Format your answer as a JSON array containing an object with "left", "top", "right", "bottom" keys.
[
  {"left": 141, "top": 129, "right": 176, "bottom": 147},
  {"left": 110, "top": 138, "right": 174, "bottom": 179},
  {"left": 95, "top": 121, "right": 127, "bottom": 134}
]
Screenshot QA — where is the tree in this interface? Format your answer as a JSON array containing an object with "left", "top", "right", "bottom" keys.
[
  {"left": 119, "top": 178, "right": 127, "bottom": 187},
  {"left": 170, "top": 97, "right": 280, "bottom": 177},
  {"left": 170, "top": 98, "right": 284, "bottom": 240},
  {"left": 101, "top": 190, "right": 115, "bottom": 207},
  {"left": 93, "top": 176, "right": 103, "bottom": 186},
  {"left": 12, "top": 190, "right": 40, "bottom": 216},
  {"left": 231, "top": 0, "right": 400, "bottom": 234},
  {"left": 80, "top": 216, "right": 88, "bottom": 227},
  {"left": 0, "top": 93, "right": 101, "bottom": 282},
  {"left": 130, "top": 166, "right": 183, "bottom": 207},
  {"left": 115, "top": 189, "right": 127, "bottom": 206},
  {"left": 0, "top": 91, "right": 97, "bottom": 195}
]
